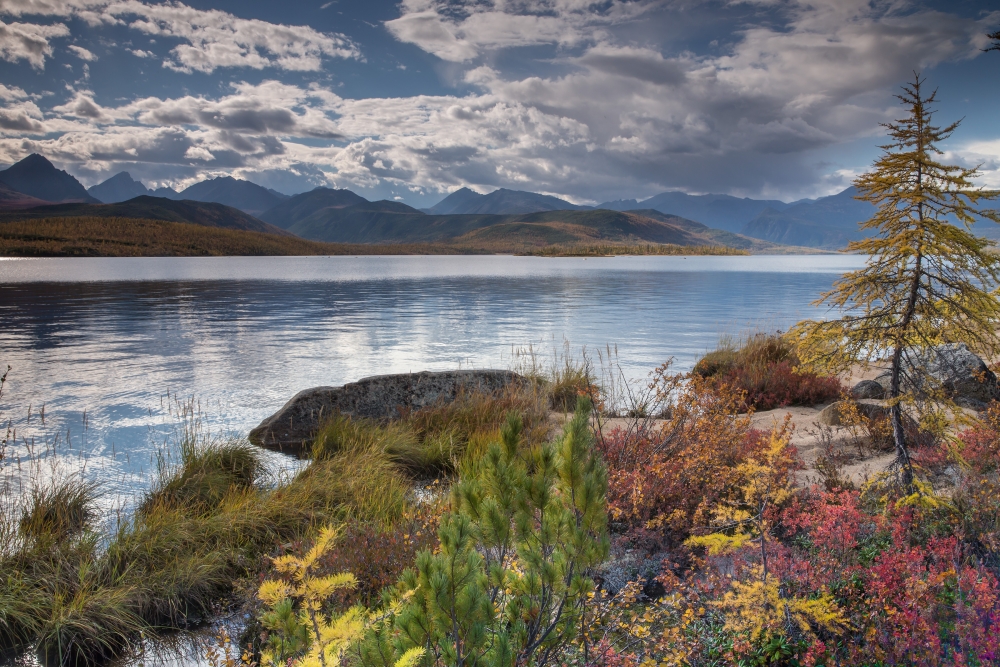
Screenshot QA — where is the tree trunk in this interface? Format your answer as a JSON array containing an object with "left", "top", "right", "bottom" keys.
[
  {"left": 889, "top": 239, "right": 922, "bottom": 490},
  {"left": 888, "top": 341, "right": 915, "bottom": 489}
]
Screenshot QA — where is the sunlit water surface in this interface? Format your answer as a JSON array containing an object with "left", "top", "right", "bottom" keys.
[{"left": 0, "top": 254, "right": 864, "bottom": 504}]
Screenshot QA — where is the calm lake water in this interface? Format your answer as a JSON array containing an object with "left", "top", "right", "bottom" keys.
[{"left": 0, "top": 254, "right": 864, "bottom": 501}]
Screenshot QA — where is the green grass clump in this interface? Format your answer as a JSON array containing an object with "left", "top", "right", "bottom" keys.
[
  {"left": 19, "top": 479, "right": 97, "bottom": 542},
  {"left": 310, "top": 383, "right": 551, "bottom": 480},
  {"left": 0, "top": 376, "right": 560, "bottom": 665},
  {"left": 1, "top": 433, "right": 415, "bottom": 666},
  {"left": 139, "top": 440, "right": 264, "bottom": 516},
  {"left": 405, "top": 385, "right": 550, "bottom": 469},
  {"left": 36, "top": 583, "right": 141, "bottom": 667}
]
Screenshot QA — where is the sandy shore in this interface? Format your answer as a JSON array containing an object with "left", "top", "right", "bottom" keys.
[{"left": 590, "top": 364, "right": 901, "bottom": 488}]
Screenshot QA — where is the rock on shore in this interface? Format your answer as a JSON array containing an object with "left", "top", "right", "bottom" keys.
[
  {"left": 873, "top": 343, "right": 999, "bottom": 403},
  {"left": 249, "top": 369, "right": 529, "bottom": 455}
]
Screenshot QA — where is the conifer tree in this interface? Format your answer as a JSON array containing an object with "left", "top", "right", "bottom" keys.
[
  {"left": 793, "top": 74, "right": 1000, "bottom": 488},
  {"left": 358, "top": 399, "right": 608, "bottom": 667},
  {"left": 986, "top": 30, "right": 1000, "bottom": 52}
]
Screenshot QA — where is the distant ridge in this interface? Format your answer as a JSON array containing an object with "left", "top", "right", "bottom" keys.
[
  {"left": 427, "top": 187, "right": 487, "bottom": 214},
  {"left": 283, "top": 199, "right": 781, "bottom": 251},
  {"left": 597, "top": 191, "right": 789, "bottom": 233},
  {"left": 740, "top": 208, "right": 853, "bottom": 249},
  {"left": 178, "top": 176, "right": 288, "bottom": 216},
  {"left": 428, "top": 187, "right": 590, "bottom": 215},
  {"left": 739, "top": 188, "right": 875, "bottom": 249},
  {"left": 0, "top": 154, "right": 99, "bottom": 204},
  {"left": 88, "top": 172, "right": 149, "bottom": 203},
  {"left": 0, "top": 195, "right": 288, "bottom": 235},
  {"left": 260, "top": 187, "right": 369, "bottom": 229},
  {"left": 0, "top": 182, "right": 49, "bottom": 209},
  {"left": 150, "top": 186, "right": 181, "bottom": 199}
]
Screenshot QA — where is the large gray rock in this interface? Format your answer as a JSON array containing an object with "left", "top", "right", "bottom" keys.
[
  {"left": 874, "top": 343, "right": 999, "bottom": 403},
  {"left": 249, "top": 370, "right": 528, "bottom": 455},
  {"left": 851, "top": 380, "right": 885, "bottom": 399}
]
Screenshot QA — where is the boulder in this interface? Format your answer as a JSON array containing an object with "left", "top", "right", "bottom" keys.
[
  {"left": 249, "top": 370, "right": 529, "bottom": 455},
  {"left": 851, "top": 380, "right": 885, "bottom": 400},
  {"left": 955, "top": 396, "right": 989, "bottom": 412},
  {"left": 874, "top": 343, "right": 998, "bottom": 403}
]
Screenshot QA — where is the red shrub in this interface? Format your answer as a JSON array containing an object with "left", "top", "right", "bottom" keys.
[
  {"left": 714, "top": 359, "right": 843, "bottom": 411},
  {"left": 693, "top": 332, "right": 843, "bottom": 411},
  {"left": 957, "top": 402, "right": 1000, "bottom": 474},
  {"left": 599, "top": 375, "right": 798, "bottom": 549}
]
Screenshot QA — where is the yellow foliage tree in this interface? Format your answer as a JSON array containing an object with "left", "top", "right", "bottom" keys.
[
  {"left": 792, "top": 74, "right": 1000, "bottom": 489},
  {"left": 258, "top": 525, "right": 423, "bottom": 667},
  {"left": 686, "top": 425, "right": 844, "bottom": 642}
]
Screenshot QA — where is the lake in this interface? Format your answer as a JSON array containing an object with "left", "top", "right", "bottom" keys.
[{"left": 0, "top": 254, "right": 864, "bottom": 501}]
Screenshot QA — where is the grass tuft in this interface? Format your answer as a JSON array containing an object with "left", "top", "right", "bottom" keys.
[
  {"left": 19, "top": 479, "right": 97, "bottom": 542},
  {"left": 140, "top": 440, "right": 264, "bottom": 516}
]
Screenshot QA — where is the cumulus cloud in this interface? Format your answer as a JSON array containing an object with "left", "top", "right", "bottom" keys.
[
  {"left": 0, "top": 20, "right": 69, "bottom": 68},
  {"left": 0, "top": 81, "right": 344, "bottom": 181},
  {"left": 67, "top": 43, "right": 95, "bottom": 60},
  {"left": 125, "top": 81, "right": 343, "bottom": 138},
  {"left": 2, "top": 0, "right": 361, "bottom": 72},
  {"left": 955, "top": 139, "right": 1000, "bottom": 190},
  {"left": 377, "top": 0, "right": 998, "bottom": 198},
  {"left": 0, "top": 84, "right": 29, "bottom": 102},
  {"left": 52, "top": 90, "right": 118, "bottom": 121},
  {"left": 0, "top": 100, "right": 46, "bottom": 133},
  {"left": 0, "top": 0, "right": 996, "bottom": 202}
]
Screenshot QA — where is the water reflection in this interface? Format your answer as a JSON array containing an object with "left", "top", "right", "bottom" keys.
[{"left": 0, "top": 255, "right": 863, "bottom": 499}]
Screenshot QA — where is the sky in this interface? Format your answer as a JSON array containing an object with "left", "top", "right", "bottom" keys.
[{"left": 0, "top": 0, "right": 998, "bottom": 208}]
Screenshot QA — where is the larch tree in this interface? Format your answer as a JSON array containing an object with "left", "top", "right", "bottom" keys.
[
  {"left": 986, "top": 30, "right": 1000, "bottom": 52},
  {"left": 792, "top": 74, "right": 1000, "bottom": 489}
]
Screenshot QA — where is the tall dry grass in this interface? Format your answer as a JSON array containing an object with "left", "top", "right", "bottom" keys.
[{"left": 0, "top": 347, "right": 604, "bottom": 666}]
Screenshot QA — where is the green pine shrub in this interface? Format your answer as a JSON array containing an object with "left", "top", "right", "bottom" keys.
[{"left": 357, "top": 399, "right": 609, "bottom": 667}]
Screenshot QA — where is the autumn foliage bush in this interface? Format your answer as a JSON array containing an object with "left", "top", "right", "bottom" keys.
[
  {"left": 313, "top": 512, "right": 440, "bottom": 608},
  {"left": 693, "top": 332, "right": 842, "bottom": 411},
  {"left": 595, "top": 370, "right": 1000, "bottom": 666},
  {"left": 599, "top": 367, "right": 799, "bottom": 550}
]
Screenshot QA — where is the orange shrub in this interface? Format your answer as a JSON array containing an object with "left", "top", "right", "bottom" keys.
[{"left": 599, "top": 368, "right": 799, "bottom": 549}]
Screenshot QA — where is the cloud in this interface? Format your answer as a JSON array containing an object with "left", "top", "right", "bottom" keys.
[
  {"left": 0, "top": 20, "right": 69, "bottom": 68},
  {"left": 2, "top": 0, "right": 361, "bottom": 72},
  {"left": 67, "top": 43, "right": 95, "bottom": 60},
  {"left": 378, "top": 1, "right": 998, "bottom": 199},
  {"left": 0, "top": 84, "right": 29, "bottom": 102},
  {"left": 51, "top": 90, "right": 118, "bottom": 120},
  {"left": 385, "top": 0, "right": 645, "bottom": 62},
  {"left": 0, "top": 99, "right": 45, "bottom": 132},
  {"left": 954, "top": 139, "right": 1000, "bottom": 190},
  {"left": 0, "top": 0, "right": 997, "bottom": 203},
  {"left": 125, "top": 81, "right": 343, "bottom": 138}
]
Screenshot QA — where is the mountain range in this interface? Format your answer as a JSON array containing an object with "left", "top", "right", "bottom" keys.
[
  {"left": 0, "top": 195, "right": 289, "bottom": 235},
  {"left": 426, "top": 187, "right": 591, "bottom": 215},
  {"left": 87, "top": 171, "right": 287, "bottom": 216},
  {"left": 2, "top": 152, "right": 968, "bottom": 251},
  {"left": 0, "top": 154, "right": 99, "bottom": 204}
]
